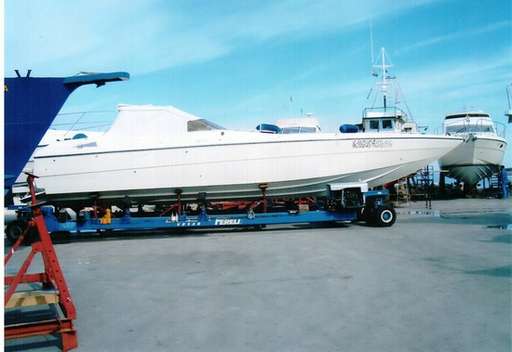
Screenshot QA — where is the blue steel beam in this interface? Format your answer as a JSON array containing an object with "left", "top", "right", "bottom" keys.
[
  {"left": 4, "top": 71, "right": 129, "bottom": 193},
  {"left": 42, "top": 209, "right": 358, "bottom": 234}
]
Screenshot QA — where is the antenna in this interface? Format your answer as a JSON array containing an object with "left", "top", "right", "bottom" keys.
[
  {"left": 506, "top": 84, "right": 512, "bottom": 123},
  {"left": 373, "top": 48, "right": 393, "bottom": 109},
  {"left": 507, "top": 84, "right": 511, "bottom": 110},
  {"left": 369, "top": 20, "right": 375, "bottom": 67},
  {"left": 366, "top": 88, "right": 373, "bottom": 100}
]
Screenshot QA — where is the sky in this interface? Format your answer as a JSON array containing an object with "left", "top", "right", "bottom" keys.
[{"left": 5, "top": 0, "right": 512, "bottom": 166}]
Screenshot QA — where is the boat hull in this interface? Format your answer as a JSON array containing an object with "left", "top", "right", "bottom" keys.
[
  {"left": 34, "top": 134, "right": 462, "bottom": 206},
  {"left": 439, "top": 136, "right": 507, "bottom": 186}
]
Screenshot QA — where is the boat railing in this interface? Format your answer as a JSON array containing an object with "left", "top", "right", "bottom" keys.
[
  {"left": 362, "top": 106, "right": 408, "bottom": 119},
  {"left": 494, "top": 120, "right": 507, "bottom": 138},
  {"left": 431, "top": 126, "right": 444, "bottom": 135},
  {"left": 52, "top": 110, "right": 116, "bottom": 134}
]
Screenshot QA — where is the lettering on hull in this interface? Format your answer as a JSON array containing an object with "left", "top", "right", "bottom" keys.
[{"left": 352, "top": 139, "right": 392, "bottom": 149}]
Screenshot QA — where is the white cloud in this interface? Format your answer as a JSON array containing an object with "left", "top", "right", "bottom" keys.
[
  {"left": 216, "top": 45, "right": 512, "bottom": 130},
  {"left": 395, "top": 20, "right": 511, "bottom": 55},
  {"left": 398, "top": 47, "right": 512, "bottom": 97},
  {"left": 5, "top": 0, "right": 438, "bottom": 76}
]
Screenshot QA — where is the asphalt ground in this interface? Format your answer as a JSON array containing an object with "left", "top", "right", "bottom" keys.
[{"left": 4, "top": 198, "right": 512, "bottom": 352}]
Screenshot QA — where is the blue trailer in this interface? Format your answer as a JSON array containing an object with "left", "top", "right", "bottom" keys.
[{"left": 6, "top": 183, "right": 396, "bottom": 242}]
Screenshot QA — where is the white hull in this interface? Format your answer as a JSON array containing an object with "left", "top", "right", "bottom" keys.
[
  {"left": 10, "top": 129, "right": 104, "bottom": 203},
  {"left": 34, "top": 132, "right": 462, "bottom": 206},
  {"left": 439, "top": 136, "right": 507, "bottom": 186}
]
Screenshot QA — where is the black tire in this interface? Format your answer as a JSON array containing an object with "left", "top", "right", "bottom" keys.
[
  {"left": 51, "top": 231, "right": 72, "bottom": 242},
  {"left": 5, "top": 220, "right": 32, "bottom": 244},
  {"left": 373, "top": 206, "right": 396, "bottom": 227}
]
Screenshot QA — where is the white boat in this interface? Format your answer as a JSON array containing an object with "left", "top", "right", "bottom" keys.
[
  {"left": 360, "top": 48, "right": 419, "bottom": 134},
  {"left": 31, "top": 104, "right": 463, "bottom": 206},
  {"left": 438, "top": 111, "right": 507, "bottom": 187}
]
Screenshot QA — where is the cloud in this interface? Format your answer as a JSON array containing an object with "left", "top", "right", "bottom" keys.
[
  {"left": 395, "top": 20, "right": 511, "bottom": 55},
  {"left": 217, "top": 44, "right": 512, "bottom": 131},
  {"left": 5, "top": 0, "right": 437, "bottom": 76},
  {"left": 397, "top": 47, "right": 512, "bottom": 97}
]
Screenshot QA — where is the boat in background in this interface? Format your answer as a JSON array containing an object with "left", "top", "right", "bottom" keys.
[
  {"left": 4, "top": 70, "right": 129, "bottom": 200},
  {"left": 359, "top": 48, "right": 419, "bottom": 134},
  {"left": 32, "top": 104, "right": 463, "bottom": 207},
  {"left": 438, "top": 111, "right": 507, "bottom": 188}
]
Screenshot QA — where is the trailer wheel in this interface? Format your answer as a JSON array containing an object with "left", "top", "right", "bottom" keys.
[
  {"left": 5, "top": 220, "right": 35, "bottom": 244},
  {"left": 373, "top": 206, "right": 396, "bottom": 227}
]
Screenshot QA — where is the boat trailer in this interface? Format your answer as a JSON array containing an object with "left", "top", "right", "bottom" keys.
[{"left": 7, "top": 182, "right": 396, "bottom": 241}]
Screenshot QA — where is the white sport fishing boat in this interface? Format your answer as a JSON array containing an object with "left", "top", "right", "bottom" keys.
[
  {"left": 360, "top": 48, "right": 419, "bottom": 134},
  {"left": 32, "top": 104, "right": 463, "bottom": 206},
  {"left": 438, "top": 111, "right": 507, "bottom": 187}
]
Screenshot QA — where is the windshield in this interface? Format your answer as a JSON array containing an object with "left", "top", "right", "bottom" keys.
[
  {"left": 281, "top": 126, "right": 318, "bottom": 134},
  {"left": 446, "top": 124, "right": 495, "bottom": 134},
  {"left": 187, "top": 119, "right": 225, "bottom": 132}
]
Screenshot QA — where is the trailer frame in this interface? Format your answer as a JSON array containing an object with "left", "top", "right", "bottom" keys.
[{"left": 7, "top": 183, "right": 396, "bottom": 240}]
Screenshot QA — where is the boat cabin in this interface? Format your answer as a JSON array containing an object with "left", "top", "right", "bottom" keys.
[
  {"left": 443, "top": 112, "right": 497, "bottom": 136},
  {"left": 361, "top": 107, "right": 417, "bottom": 133}
]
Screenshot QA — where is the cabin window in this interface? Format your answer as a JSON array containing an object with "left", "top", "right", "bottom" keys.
[
  {"left": 469, "top": 124, "right": 493, "bottom": 133},
  {"left": 446, "top": 124, "right": 494, "bottom": 134},
  {"left": 382, "top": 119, "right": 393, "bottom": 130},
  {"left": 299, "top": 127, "right": 318, "bottom": 133},
  {"left": 188, "top": 119, "right": 225, "bottom": 132},
  {"left": 445, "top": 125, "right": 465, "bottom": 134},
  {"left": 282, "top": 127, "right": 301, "bottom": 134},
  {"left": 369, "top": 120, "right": 380, "bottom": 130},
  {"left": 281, "top": 126, "right": 318, "bottom": 134}
]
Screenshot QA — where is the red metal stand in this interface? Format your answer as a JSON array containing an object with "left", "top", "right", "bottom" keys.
[
  {"left": 259, "top": 183, "right": 268, "bottom": 213},
  {"left": 4, "top": 174, "right": 78, "bottom": 351}
]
